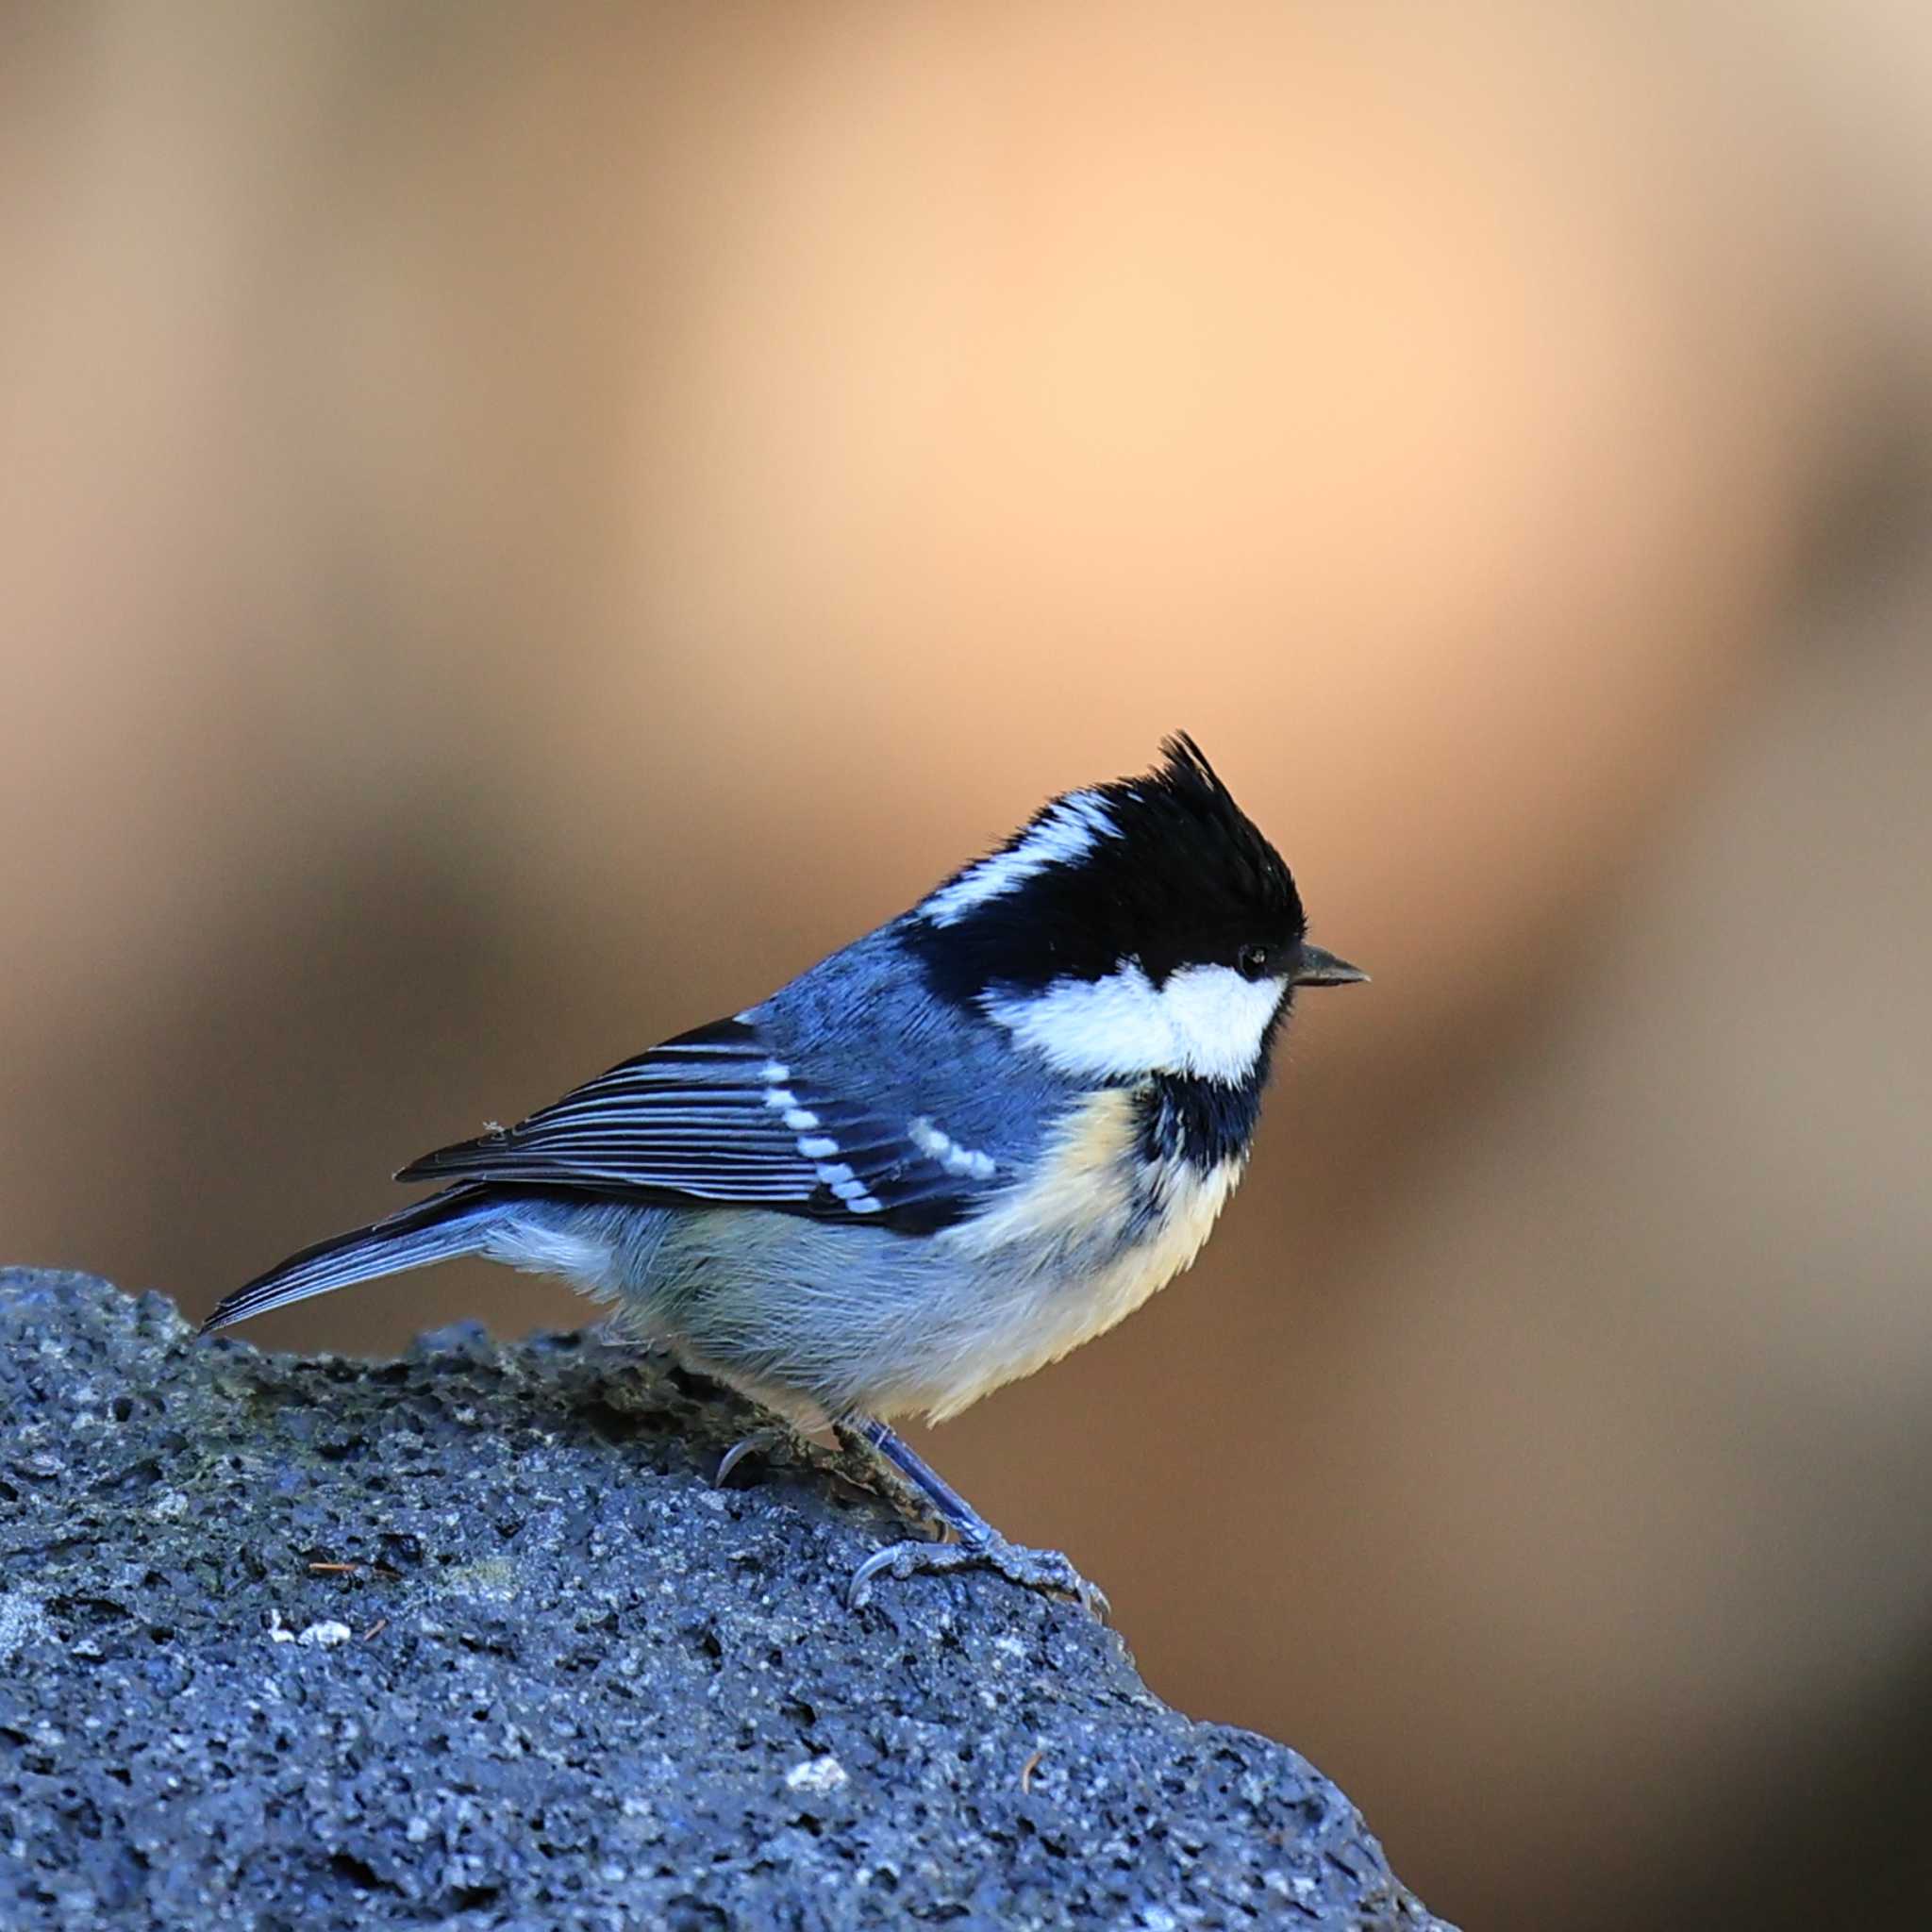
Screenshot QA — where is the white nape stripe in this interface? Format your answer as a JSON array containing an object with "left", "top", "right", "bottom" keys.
[
  {"left": 908, "top": 1115, "right": 998, "bottom": 1180},
  {"left": 918, "top": 791, "right": 1118, "bottom": 926},
  {"left": 982, "top": 960, "right": 1286, "bottom": 1084}
]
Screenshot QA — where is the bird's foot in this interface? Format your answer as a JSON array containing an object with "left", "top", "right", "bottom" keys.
[{"left": 846, "top": 1532, "right": 1110, "bottom": 1622}]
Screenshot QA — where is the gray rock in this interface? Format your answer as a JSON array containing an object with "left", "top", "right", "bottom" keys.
[{"left": 0, "top": 1269, "right": 1454, "bottom": 1931}]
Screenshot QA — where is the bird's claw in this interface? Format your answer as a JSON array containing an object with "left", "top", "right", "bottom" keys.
[
  {"left": 846, "top": 1534, "right": 1110, "bottom": 1622},
  {"left": 713, "top": 1424, "right": 806, "bottom": 1488}
]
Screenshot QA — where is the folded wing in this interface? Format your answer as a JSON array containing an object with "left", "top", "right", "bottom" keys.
[{"left": 395, "top": 1017, "right": 984, "bottom": 1234}]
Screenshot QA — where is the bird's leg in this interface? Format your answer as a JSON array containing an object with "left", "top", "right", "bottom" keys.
[
  {"left": 830, "top": 1418, "right": 976, "bottom": 1541},
  {"left": 836, "top": 1416, "right": 1109, "bottom": 1621}
]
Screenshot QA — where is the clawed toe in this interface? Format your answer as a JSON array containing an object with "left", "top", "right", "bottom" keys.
[
  {"left": 845, "top": 1534, "right": 1109, "bottom": 1621},
  {"left": 829, "top": 1415, "right": 1108, "bottom": 1619},
  {"left": 713, "top": 1425, "right": 804, "bottom": 1488},
  {"left": 984, "top": 1541, "right": 1110, "bottom": 1621}
]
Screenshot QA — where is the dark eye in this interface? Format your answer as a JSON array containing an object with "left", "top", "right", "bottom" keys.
[{"left": 1236, "top": 942, "right": 1273, "bottom": 981}]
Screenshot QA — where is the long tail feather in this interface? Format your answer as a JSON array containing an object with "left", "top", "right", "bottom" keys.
[{"left": 202, "top": 1186, "right": 499, "bottom": 1333}]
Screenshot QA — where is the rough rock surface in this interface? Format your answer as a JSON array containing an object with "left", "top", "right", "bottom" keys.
[{"left": 0, "top": 1270, "right": 1453, "bottom": 1930}]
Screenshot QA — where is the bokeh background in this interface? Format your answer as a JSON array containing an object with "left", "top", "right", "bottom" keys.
[{"left": 6, "top": 5, "right": 1930, "bottom": 1924}]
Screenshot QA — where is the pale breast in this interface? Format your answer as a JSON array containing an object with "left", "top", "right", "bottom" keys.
[{"left": 908, "top": 1088, "right": 1248, "bottom": 1421}]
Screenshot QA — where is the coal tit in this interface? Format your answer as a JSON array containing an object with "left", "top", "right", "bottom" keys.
[{"left": 204, "top": 735, "right": 1365, "bottom": 1615}]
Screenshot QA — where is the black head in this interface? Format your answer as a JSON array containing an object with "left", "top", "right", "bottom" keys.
[{"left": 905, "top": 734, "right": 1357, "bottom": 1010}]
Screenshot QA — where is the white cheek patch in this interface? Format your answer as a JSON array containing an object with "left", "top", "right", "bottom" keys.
[
  {"left": 983, "top": 961, "right": 1284, "bottom": 1084},
  {"left": 1155, "top": 963, "right": 1288, "bottom": 1082},
  {"left": 982, "top": 966, "right": 1170, "bottom": 1080}
]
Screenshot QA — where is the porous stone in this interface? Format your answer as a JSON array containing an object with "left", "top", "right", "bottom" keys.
[{"left": 0, "top": 1269, "right": 1454, "bottom": 1930}]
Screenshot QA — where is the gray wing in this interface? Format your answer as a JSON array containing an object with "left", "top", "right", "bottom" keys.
[{"left": 394, "top": 1017, "right": 986, "bottom": 1234}]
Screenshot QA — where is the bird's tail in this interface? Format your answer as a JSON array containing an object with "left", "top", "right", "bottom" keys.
[{"left": 201, "top": 1186, "right": 501, "bottom": 1333}]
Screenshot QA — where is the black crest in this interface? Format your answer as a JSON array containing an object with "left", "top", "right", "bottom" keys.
[{"left": 905, "top": 733, "right": 1306, "bottom": 1003}]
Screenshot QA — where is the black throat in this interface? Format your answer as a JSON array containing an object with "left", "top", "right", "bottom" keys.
[{"left": 1141, "top": 1070, "right": 1268, "bottom": 1172}]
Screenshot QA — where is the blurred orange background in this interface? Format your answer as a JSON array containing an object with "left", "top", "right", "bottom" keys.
[{"left": 6, "top": 6, "right": 1930, "bottom": 1925}]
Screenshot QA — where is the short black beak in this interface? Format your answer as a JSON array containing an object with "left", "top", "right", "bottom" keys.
[{"left": 1292, "top": 943, "right": 1369, "bottom": 988}]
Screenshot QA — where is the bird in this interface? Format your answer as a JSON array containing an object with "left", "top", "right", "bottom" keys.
[{"left": 202, "top": 734, "right": 1365, "bottom": 1616}]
